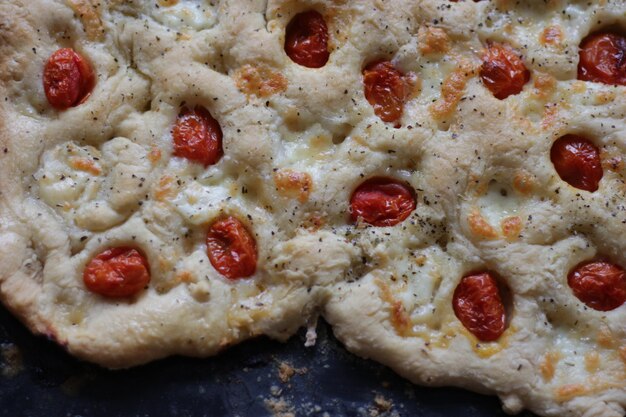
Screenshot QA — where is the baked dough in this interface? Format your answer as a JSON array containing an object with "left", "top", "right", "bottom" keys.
[{"left": 0, "top": 1, "right": 625, "bottom": 416}]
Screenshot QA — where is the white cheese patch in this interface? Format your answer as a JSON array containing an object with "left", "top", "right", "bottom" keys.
[
  {"left": 36, "top": 143, "right": 102, "bottom": 208},
  {"left": 150, "top": 1, "right": 217, "bottom": 31},
  {"left": 172, "top": 180, "right": 232, "bottom": 225},
  {"left": 477, "top": 181, "right": 524, "bottom": 228},
  {"left": 398, "top": 246, "right": 457, "bottom": 326}
]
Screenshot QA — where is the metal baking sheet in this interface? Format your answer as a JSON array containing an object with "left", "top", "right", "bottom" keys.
[{"left": 0, "top": 304, "right": 537, "bottom": 417}]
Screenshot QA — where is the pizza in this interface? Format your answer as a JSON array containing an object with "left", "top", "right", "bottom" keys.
[{"left": 0, "top": 0, "right": 625, "bottom": 416}]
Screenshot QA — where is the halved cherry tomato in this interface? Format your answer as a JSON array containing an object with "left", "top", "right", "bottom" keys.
[
  {"left": 173, "top": 106, "right": 223, "bottom": 167},
  {"left": 206, "top": 216, "right": 257, "bottom": 279},
  {"left": 350, "top": 177, "right": 416, "bottom": 227},
  {"left": 568, "top": 260, "right": 626, "bottom": 311},
  {"left": 480, "top": 42, "right": 530, "bottom": 99},
  {"left": 43, "top": 48, "right": 95, "bottom": 109},
  {"left": 578, "top": 32, "right": 626, "bottom": 85},
  {"left": 284, "top": 11, "right": 330, "bottom": 68},
  {"left": 83, "top": 247, "right": 150, "bottom": 298},
  {"left": 550, "top": 134, "right": 603, "bottom": 192},
  {"left": 363, "top": 61, "right": 410, "bottom": 124},
  {"left": 453, "top": 272, "right": 506, "bottom": 342}
]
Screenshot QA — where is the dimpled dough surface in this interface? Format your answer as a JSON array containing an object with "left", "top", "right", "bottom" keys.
[{"left": 0, "top": 1, "right": 626, "bottom": 416}]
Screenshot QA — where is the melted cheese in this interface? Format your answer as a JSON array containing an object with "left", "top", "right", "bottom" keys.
[{"left": 150, "top": 0, "right": 217, "bottom": 31}]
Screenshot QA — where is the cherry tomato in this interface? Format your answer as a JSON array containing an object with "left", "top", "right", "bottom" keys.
[
  {"left": 453, "top": 272, "right": 506, "bottom": 342},
  {"left": 480, "top": 42, "right": 530, "bottom": 99},
  {"left": 350, "top": 177, "right": 416, "bottom": 227},
  {"left": 284, "top": 11, "right": 330, "bottom": 68},
  {"left": 173, "top": 106, "right": 223, "bottom": 167},
  {"left": 568, "top": 261, "right": 626, "bottom": 311},
  {"left": 43, "top": 48, "right": 95, "bottom": 109},
  {"left": 363, "top": 61, "right": 409, "bottom": 124},
  {"left": 550, "top": 134, "right": 603, "bottom": 192},
  {"left": 83, "top": 247, "right": 150, "bottom": 298},
  {"left": 578, "top": 32, "right": 626, "bottom": 86},
  {"left": 206, "top": 216, "right": 257, "bottom": 279}
]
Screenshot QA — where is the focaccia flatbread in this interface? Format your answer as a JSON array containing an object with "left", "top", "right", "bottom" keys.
[{"left": 1, "top": 1, "right": 625, "bottom": 416}]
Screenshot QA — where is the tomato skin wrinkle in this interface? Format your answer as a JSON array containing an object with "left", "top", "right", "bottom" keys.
[
  {"left": 363, "top": 61, "right": 408, "bottom": 124},
  {"left": 83, "top": 247, "right": 150, "bottom": 298},
  {"left": 284, "top": 10, "right": 329, "bottom": 68},
  {"left": 550, "top": 135, "right": 603, "bottom": 192},
  {"left": 206, "top": 216, "right": 257, "bottom": 280},
  {"left": 578, "top": 32, "right": 626, "bottom": 86},
  {"left": 453, "top": 272, "right": 506, "bottom": 342},
  {"left": 568, "top": 261, "right": 626, "bottom": 312},
  {"left": 350, "top": 177, "right": 416, "bottom": 227},
  {"left": 173, "top": 106, "right": 223, "bottom": 167},
  {"left": 480, "top": 42, "right": 529, "bottom": 99},
  {"left": 43, "top": 48, "right": 95, "bottom": 109}
]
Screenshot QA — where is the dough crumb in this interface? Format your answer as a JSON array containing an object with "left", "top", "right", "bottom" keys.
[
  {"left": 368, "top": 394, "right": 398, "bottom": 417},
  {"left": 264, "top": 397, "right": 296, "bottom": 417},
  {"left": 0, "top": 343, "right": 22, "bottom": 377},
  {"left": 278, "top": 361, "right": 308, "bottom": 383},
  {"left": 304, "top": 319, "right": 318, "bottom": 347}
]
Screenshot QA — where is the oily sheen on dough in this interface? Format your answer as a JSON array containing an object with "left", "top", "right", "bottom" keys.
[{"left": 1, "top": 1, "right": 626, "bottom": 416}]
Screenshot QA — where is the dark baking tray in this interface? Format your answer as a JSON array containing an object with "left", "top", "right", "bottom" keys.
[{"left": 0, "top": 304, "right": 537, "bottom": 417}]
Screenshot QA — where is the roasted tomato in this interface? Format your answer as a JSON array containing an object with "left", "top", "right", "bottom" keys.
[
  {"left": 206, "top": 216, "right": 257, "bottom": 279},
  {"left": 172, "top": 106, "right": 223, "bottom": 167},
  {"left": 578, "top": 32, "right": 626, "bottom": 85},
  {"left": 363, "top": 61, "right": 410, "bottom": 124},
  {"left": 568, "top": 261, "right": 626, "bottom": 311},
  {"left": 83, "top": 247, "right": 150, "bottom": 298},
  {"left": 480, "top": 42, "right": 530, "bottom": 99},
  {"left": 453, "top": 272, "right": 507, "bottom": 342},
  {"left": 284, "top": 10, "right": 330, "bottom": 68},
  {"left": 350, "top": 177, "right": 416, "bottom": 227},
  {"left": 550, "top": 134, "right": 603, "bottom": 192},
  {"left": 43, "top": 48, "right": 95, "bottom": 109}
]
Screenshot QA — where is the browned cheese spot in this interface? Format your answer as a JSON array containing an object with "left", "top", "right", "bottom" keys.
[
  {"left": 418, "top": 26, "right": 450, "bottom": 55},
  {"left": 175, "top": 271, "right": 194, "bottom": 284},
  {"left": 540, "top": 351, "right": 560, "bottom": 381},
  {"left": 533, "top": 72, "right": 556, "bottom": 99},
  {"left": 501, "top": 216, "right": 523, "bottom": 240},
  {"left": 594, "top": 91, "right": 616, "bottom": 105},
  {"left": 430, "top": 61, "right": 476, "bottom": 120},
  {"left": 273, "top": 169, "right": 312, "bottom": 203},
  {"left": 66, "top": 0, "right": 104, "bottom": 41},
  {"left": 541, "top": 103, "right": 560, "bottom": 130},
  {"left": 467, "top": 209, "right": 498, "bottom": 240},
  {"left": 375, "top": 278, "right": 412, "bottom": 337},
  {"left": 69, "top": 156, "right": 101, "bottom": 175},
  {"left": 540, "top": 25, "right": 563, "bottom": 46},
  {"left": 234, "top": 64, "right": 288, "bottom": 98},
  {"left": 597, "top": 325, "right": 615, "bottom": 348},
  {"left": 554, "top": 384, "right": 586, "bottom": 402},
  {"left": 154, "top": 175, "right": 177, "bottom": 201},
  {"left": 513, "top": 170, "right": 535, "bottom": 194},
  {"left": 148, "top": 147, "right": 162, "bottom": 164},
  {"left": 584, "top": 351, "right": 600, "bottom": 373}
]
